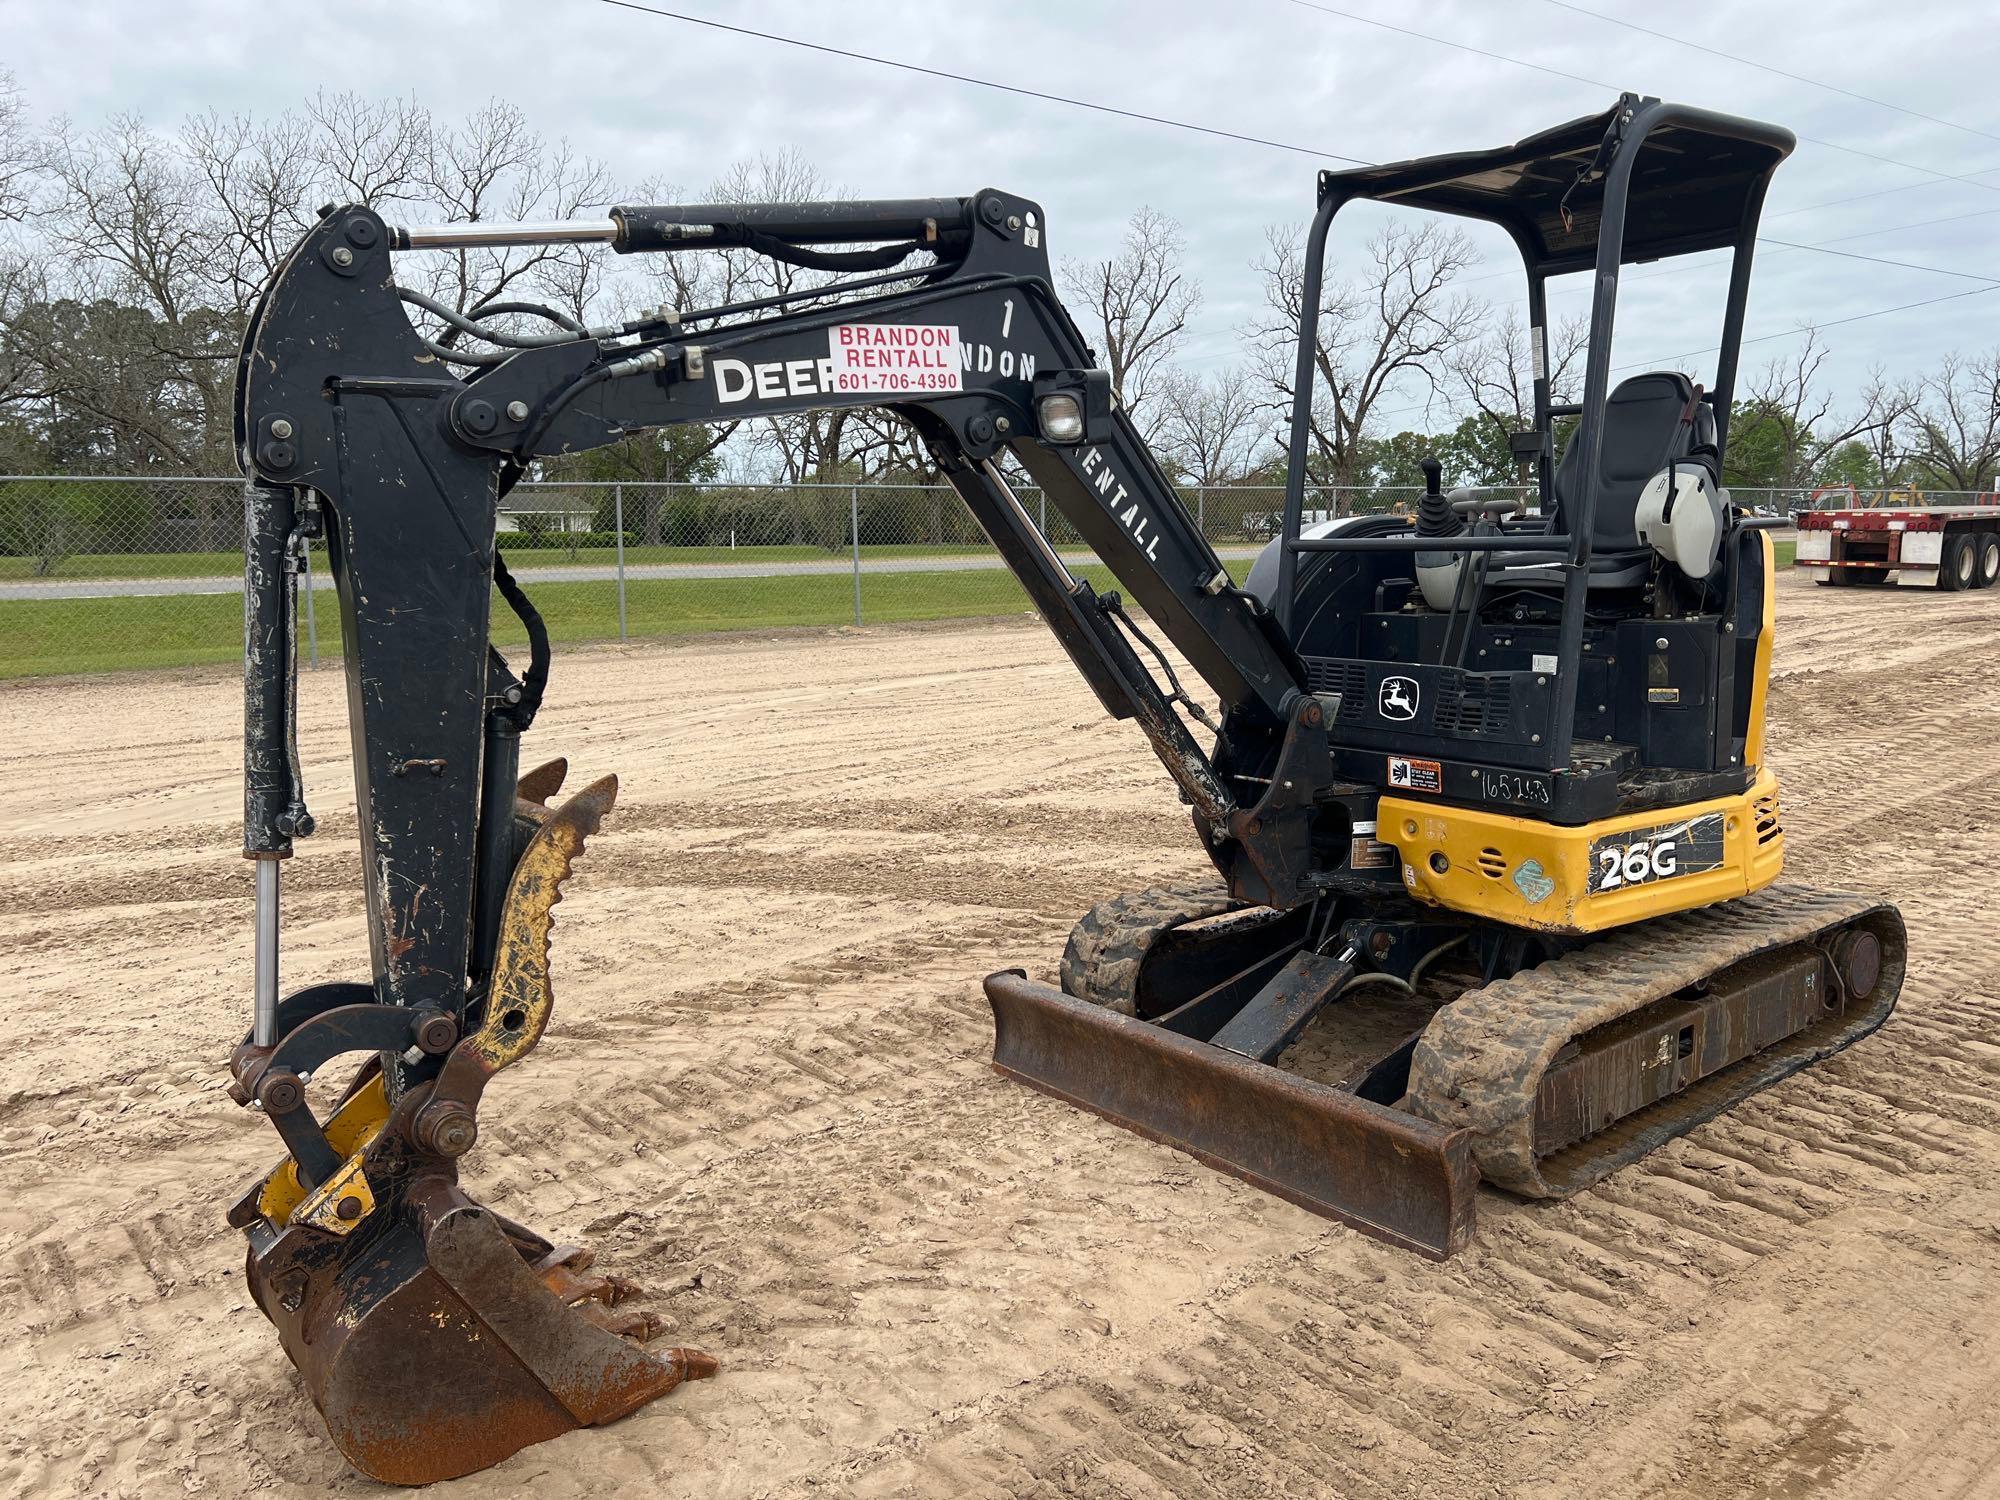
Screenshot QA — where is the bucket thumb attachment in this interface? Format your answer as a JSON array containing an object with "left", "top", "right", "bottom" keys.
[
  {"left": 229, "top": 770, "right": 715, "bottom": 1485},
  {"left": 986, "top": 971, "right": 1478, "bottom": 1259}
]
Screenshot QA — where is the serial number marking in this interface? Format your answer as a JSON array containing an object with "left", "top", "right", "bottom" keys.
[{"left": 1482, "top": 770, "right": 1551, "bottom": 805}]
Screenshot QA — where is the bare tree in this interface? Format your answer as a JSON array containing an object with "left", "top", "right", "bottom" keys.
[
  {"left": 715, "top": 151, "right": 846, "bottom": 491},
  {"left": 542, "top": 176, "right": 748, "bottom": 542},
  {"left": 0, "top": 70, "right": 33, "bottom": 224},
  {"left": 305, "top": 90, "right": 429, "bottom": 206},
  {"left": 1154, "top": 366, "right": 1269, "bottom": 486},
  {"left": 1899, "top": 348, "right": 2000, "bottom": 492},
  {"left": 181, "top": 109, "right": 319, "bottom": 316},
  {"left": 1448, "top": 309, "right": 1586, "bottom": 477},
  {"left": 1853, "top": 369, "right": 1918, "bottom": 487},
  {"left": 1253, "top": 219, "right": 1481, "bottom": 492},
  {"left": 32, "top": 114, "right": 235, "bottom": 471},
  {"left": 408, "top": 101, "right": 615, "bottom": 327},
  {"left": 1060, "top": 206, "right": 1200, "bottom": 437},
  {"left": 1735, "top": 327, "right": 1903, "bottom": 492}
]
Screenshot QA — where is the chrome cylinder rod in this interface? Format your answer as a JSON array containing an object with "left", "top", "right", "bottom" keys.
[
  {"left": 253, "top": 858, "right": 281, "bottom": 1047},
  {"left": 980, "top": 459, "right": 1080, "bottom": 593},
  {"left": 391, "top": 219, "right": 619, "bottom": 250}
]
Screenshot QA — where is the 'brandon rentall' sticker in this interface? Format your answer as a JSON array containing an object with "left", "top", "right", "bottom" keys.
[{"left": 825, "top": 324, "right": 963, "bottom": 395}]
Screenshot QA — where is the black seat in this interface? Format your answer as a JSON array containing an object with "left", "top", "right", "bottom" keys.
[{"left": 1505, "top": 371, "right": 1715, "bottom": 589}]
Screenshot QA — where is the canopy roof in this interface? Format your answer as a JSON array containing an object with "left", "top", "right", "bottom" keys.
[{"left": 1321, "top": 98, "right": 1795, "bottom": 273}]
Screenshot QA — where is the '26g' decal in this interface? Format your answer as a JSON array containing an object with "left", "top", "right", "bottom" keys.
[{"left": 1588, "top": 812, "right": 1725, "bottom": 894}]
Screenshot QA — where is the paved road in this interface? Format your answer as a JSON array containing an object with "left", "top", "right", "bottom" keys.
[
  {"left": 0, "top": 534, "right": 1801, "bottom": 601},
  {"left": 0, "top": 547, "right": 1270, "bottom": 601}
]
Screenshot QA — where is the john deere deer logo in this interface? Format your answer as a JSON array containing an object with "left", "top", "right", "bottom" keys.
[{"left": 1379, "top": 676, "right": 1419, "bottom": 721}]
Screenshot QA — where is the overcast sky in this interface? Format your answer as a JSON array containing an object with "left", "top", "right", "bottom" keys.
[{"left": 8, "top": 0, "right": 1997, "bottom": 423}]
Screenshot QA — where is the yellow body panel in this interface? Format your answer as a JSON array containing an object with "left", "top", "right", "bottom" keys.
[
  {"left": 1742, "top": 530, "right": 1776, "bottom": 768},
  {"left": 1380, "top": 768, "right": 1784, "bottom": 935},
  {"left": 1376, "top": 531, "right": 1782, "bottom": 936}
]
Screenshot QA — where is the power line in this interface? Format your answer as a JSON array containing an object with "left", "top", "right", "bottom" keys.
[
  {"left": 1614, "top": 284, "right": 1999, "bottom": 373},
  {"left": 604, "top": 0, "right": 2000, "bottom": 223},
  {"left": 594, "top": 0, "right": 1375, "bottom": 166},
  {"left": 1281, "top": 0, "right": 2000, "bottom": 197},
  {"left": 1751, "top": 238, "right": 1998, "bottom": 286},
  {"left": 602, "top": 0, "right": 2000, "bottom": 207},
  {"left": 1282, "top": 0, "right": 1602, "bottom": 91},
  {"left": 1367, "top": 279, "right": 1998, "bottom": 432},
  {"left": 1770, "top": 170, "right": 2000, "bottom": 220},
  {"left": 1802, "top": 205, "right": 2000, "bottom": 246},
  {"left": 1534, "top": 235, "right": 2000, "bottom": 295},
  {"left": 1461, "top": 206, "right": 2000, "bottom": 293},
  {"left": 597, "top": 0, "right": 1989, "bottom": 432},
  {"left": 1532, "top": 0, "right": 2000, "bottom": 147}
]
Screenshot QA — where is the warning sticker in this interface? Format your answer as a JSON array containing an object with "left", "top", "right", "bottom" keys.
[
  {"left": 827, "top": 324, "right": 962, "bottom": 395},
  {"left": 1387, "top": 755, "right": 1443, "bottom": 794}
]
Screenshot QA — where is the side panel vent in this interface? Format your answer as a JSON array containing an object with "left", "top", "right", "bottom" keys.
[
  {"left": 1753, "top": 792, "right": 1783, "bottom": 845},
  {"left": 1301, "top": 659, "right": 1367, "bottom": 721},
  {"left": 1434, "top": 677, "right": 1515, "bottom": 737}
]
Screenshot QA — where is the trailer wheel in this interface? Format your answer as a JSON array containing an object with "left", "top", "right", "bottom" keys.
[
  {"left": 1976, "top": 533, "right": 2000, "bottom": 588},
  {"left": 1939, "top": 534, "right": 1978, "bottom": 591}
]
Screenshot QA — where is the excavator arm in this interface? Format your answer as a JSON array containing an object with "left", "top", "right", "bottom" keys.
[
  {"left": 237, "top": 194, "right": 1332, "bottom": 935},
  {"left": 225, "top": 191, "right": 1339, "bottom": 1483}
]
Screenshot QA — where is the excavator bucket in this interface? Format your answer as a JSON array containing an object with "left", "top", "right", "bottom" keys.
[
  {"left": 228, "top": 770, "right": 714, "bottom": 1485},
  {"left": 986, "top": 973, "right": 1478, "bottom": 1259},
  {"left": 234, "top": 1173, "right": 714, "bottom": 1484}
]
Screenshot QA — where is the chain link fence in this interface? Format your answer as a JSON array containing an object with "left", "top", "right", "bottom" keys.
[{"left": 0, "top": 472, "right": 1927, "bottom": 678}]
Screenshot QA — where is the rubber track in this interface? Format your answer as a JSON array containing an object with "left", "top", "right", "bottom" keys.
[
  {"left": 1059, "top": 881, "right": 1235, "bottom": 1013},
  {"left": 1406, "top": 883, "right": 1907, "bottom": 1199}
]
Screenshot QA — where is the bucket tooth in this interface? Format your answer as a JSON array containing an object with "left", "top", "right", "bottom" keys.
[
  {"left": 515, "top": 756, "right": 569, "bottom": 807},
  {"left": 539, "top": 1259, "right": 643, "bottom": 1307},
  {"left": 576, "top": 1304, "right": 672, "bottom": 1340}
]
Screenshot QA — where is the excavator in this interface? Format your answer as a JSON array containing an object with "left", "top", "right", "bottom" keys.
[{"left": 228, "top": 94, "right": 1904, "bottom": 1483}]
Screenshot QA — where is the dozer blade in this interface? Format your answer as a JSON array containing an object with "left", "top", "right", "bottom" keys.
[
  {"left": 231, "top": 773, "right": 715, "bottom": 1484},
  {"left": 986, "top": 971, "right": 1478, "bottom": 1259}
]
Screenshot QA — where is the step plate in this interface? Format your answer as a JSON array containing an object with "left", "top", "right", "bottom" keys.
[{"left": 986, "top": 971, "right": 1478, "bottom": 1259}]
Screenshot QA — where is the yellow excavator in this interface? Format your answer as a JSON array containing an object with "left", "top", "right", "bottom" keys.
[{"left": 226, "top": 94, "right": 1902, "bottom": 1482}]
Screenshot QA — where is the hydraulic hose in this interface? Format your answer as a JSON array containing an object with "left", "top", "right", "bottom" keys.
[{"left": 491, "top": 551, "right": 550, "bottom": 731}]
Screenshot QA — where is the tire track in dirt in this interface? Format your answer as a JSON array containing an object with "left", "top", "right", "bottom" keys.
[{"left": 5, "top": 583, "right": 2000, "bottom": 1499}]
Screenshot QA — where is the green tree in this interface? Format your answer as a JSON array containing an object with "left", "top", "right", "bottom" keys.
[
  {"left": 1721, "top": 399, "right": 1793, "bottom": 489},
  {"left": 538, "top": 425, "right": 731, "bottom": 544}
]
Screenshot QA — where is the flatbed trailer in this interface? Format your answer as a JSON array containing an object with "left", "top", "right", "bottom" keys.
[{"left": 1796, "top": 500, "right": 2000, "bottom": 590}]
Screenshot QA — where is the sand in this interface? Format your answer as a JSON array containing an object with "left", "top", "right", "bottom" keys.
[{"left": 3, "top": 569, "right": 1999, "bottom": 1499}]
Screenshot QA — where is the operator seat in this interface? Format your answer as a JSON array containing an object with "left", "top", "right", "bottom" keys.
[{"left": 1509, "top": 370, "right": 1715, "bottom": 589}]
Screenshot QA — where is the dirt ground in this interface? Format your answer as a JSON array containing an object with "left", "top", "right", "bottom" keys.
[{"left": 4, "top": 569, "right": 1999, "bottom": 1500}]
